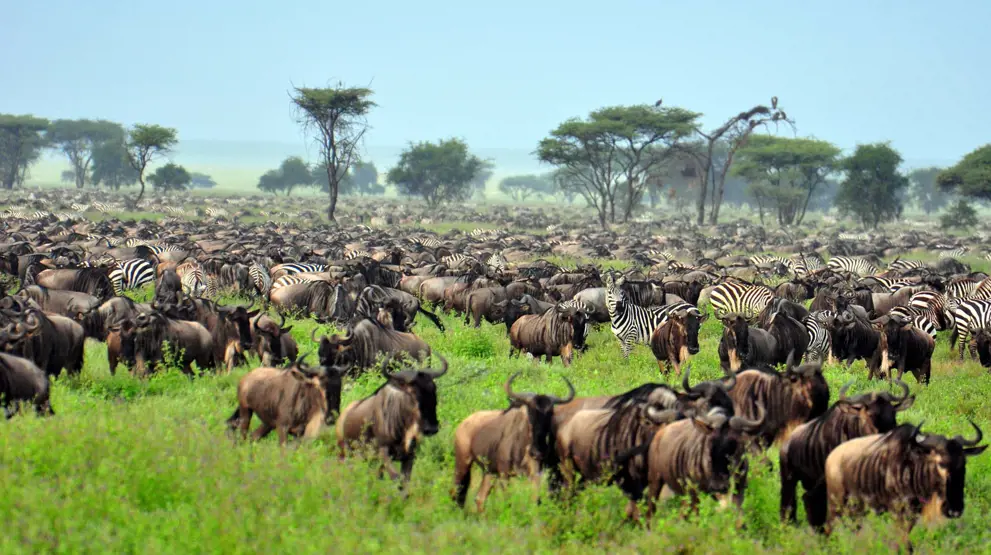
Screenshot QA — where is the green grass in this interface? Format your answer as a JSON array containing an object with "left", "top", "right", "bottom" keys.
[{"left": 3, "top": 302, "right": 991, "bottom": 554}]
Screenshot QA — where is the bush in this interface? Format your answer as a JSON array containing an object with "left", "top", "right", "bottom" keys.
[{"left": 940, "top": 200, "right": 978, "bottom": 229}]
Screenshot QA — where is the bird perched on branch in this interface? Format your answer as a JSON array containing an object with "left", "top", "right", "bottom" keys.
[{"left": 654, "top": 98, "right": 663, "bottom": 107}]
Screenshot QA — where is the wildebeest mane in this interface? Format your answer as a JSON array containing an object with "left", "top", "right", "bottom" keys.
[{"left": 604, "top": 383, "right": 678, "bottom": 410}]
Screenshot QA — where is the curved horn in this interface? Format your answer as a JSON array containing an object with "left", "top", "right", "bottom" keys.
[
  {"left": 423, "top": 354, "right": 448, "bottom": 379},
  {"left": 721, "top": 365, "right": 737, "bottom": 392},
  {"left": 277, "top": 312, "right": 287, "bottom": 329},
  {"left": 310, "top": 327, "right": 321, "bottom": 343},
  {"left": 891, "top": 379, "right": 910, "bottom": 404},
  {"left": 730, "top": 403, "right": 766, "bottom": 432},
  {"left": 505, "top": 372, "right": 531, "bottom": 405},
  {"left": 379, "top": 353, "right": 396, "bottom": 380},
  {"left": 838, "top": 381, "right": 854, "bottom": 401},
  {"left": 549, "top": 375, "right": 576, "bottom": 405},
  {"left": 646, "top": 406, "right": 679, "bottom": 425},
  {"left": 954, "top": 418, "right": 983, "bottom": 447},
  {"left": 24, "top": 312, "right": 41, "bottom": 333},
  {"left": 681, "top": 363, "right": 693, "bottom": 393}
]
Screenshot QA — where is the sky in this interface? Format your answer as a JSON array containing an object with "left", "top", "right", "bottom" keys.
[{"left": 4, "top": 0, "right": 990, "bottom": 172}]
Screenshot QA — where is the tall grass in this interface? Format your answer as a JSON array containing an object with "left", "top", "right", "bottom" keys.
[{"left": 3, "top": 305, "right": 991, "bottom": 553}]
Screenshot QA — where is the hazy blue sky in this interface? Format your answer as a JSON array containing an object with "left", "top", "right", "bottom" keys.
[{"left": 4, "top": 0, "right": 989, "bottom": 166}]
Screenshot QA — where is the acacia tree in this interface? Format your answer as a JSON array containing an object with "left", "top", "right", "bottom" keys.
[
  {"left": 48, "top": 119, "right": 123, "bottom": 188},
  {"left": 937, "top": 144, "right": 991, "bottom": 201},
  {"left": 732, "top": 135, "right": 840, "bottom": 225},
  {"left": 836, "top": 142, "right": 909, "bottom": 228},
  {"left": 125, "top": 124, "right": 178, "bottom": 205},
  {"left": 682, "top": 99, "right": 793, "bottom": 225},
  {"left": 499, "top": 174, "right": 553, "bottom": 202},
  {"left": 290, "top": 83, "right": 375, "bottom": 222},
  {"left": 537, "top": 105, "right": 699, "bottom": 228},
  {"left": 339, "top": 161, "right": 384, "bottom": 196},
  {"left": 91, "top": 139, "right": 138, "bottom": 190},
  {"left": 908, "top": 166, "right": 951, "bottom": 214},
  {"left": 387, "top": 138, "right": 484, "bottom": 208},
  {"left": 149, "top": 163, "right": 191, "bottom": 192},
  {"left": 0, "top": 114, "right": 49, "bottom": 189}
]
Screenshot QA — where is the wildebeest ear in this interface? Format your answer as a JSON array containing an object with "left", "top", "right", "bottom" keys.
[{"left": 247, "top": 309, "right": 260, "bottom": 318}]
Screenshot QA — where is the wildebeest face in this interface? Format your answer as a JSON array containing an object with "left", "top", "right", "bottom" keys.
[
  {"left": 684, "top": 312, "right": 701, "bottom": 355},
  {"left": 410, "top": 373, "right": 440, "bottom": 436},
  {"left": 525, "top": 396, "right": 557, "bottom": 462},
  {"left": 224, "top": 307, "right": 259, "bottom": 349},
  {"left": 973, "top": 330, "right": 991, "bottom": 368},
  {"left": 914, "top": 421, "right": 986, "bottom": 519}
]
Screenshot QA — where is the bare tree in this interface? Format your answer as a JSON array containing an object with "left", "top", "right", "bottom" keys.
[{"left": 290, "top": 83, "right": 375, "bottom": 223}]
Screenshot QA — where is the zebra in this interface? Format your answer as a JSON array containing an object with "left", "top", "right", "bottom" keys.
[
  {"left": 205, "top": 207, "right": 228, "bottom": 218},
  {"left": 938, "top": 247, "right": 969, "bottom": 259},
  {"left": 180, "top": 269, "right": 214, "bottom": 298},
  {"left": 708, "top": 280, "right": 774, "bottom": 320},
  {"left": 486, "top": 252, "right": 507, "bottom": 274},
  {"left": 946, "top": 277, "right": 980, "bottom": 300},
  {"left": 888, "top": 306, "right": 938, "bottom": 340},
  {"left": 248, "top": 263, "right": 271, "bottom": 297},
  {"left": 343, "top": 248, "right": 371, "bottom": 260},
  {"left": 270, "top": 274, "right": 325, "bottom": 292},
  {"left": 826, "top": 256, "right": 879, "bottom": 277},
  {"left": 440, "top": 254, "right": 478, "bottom": 269},
  {"left": 837, "top": 232, "right": 870, "bottom": 241},
  {"left": 411, "top": 237, "right": 443, "bottom": 250},
  {"left": 909, "top": 290, "right": 949, "bottom": 330},
  {"left": 887, "top": 258, "right": 928, "bottom": 274},
  {"left": 804, "top": 313, "right": 833, "bottom": 363},
  {"left": 163, "top": 206, "right": 186, "bottom": 216},
  {"left": 949, "top": 299, "right": 991, "bottom": 359},
  {"left": 605, "top": 273, "right": 699, "bottom": 357},
  {"left": 270, "top": 263, "right": 328, "bottom": 278},
  {"left": 108, "top": 259, "right": 156, "bottom": 296}
]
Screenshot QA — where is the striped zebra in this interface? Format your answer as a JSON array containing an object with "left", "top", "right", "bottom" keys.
[
  {"left": 946, "top": 277, "right": 980, "bottom": 300},
  {"left": 108, "top": 259, "right": 156, "bottom": 296},
  {"left": 270, "top": 274, "right": 325, "bottom": 292},
  {"left": 708, "top": 280, "right": 774, "bottom": 320},
  {"left": 605, "top": 273, "right": 699, "bottom": 357},
  {"left": 411, "top": 237, "right": 443, "bottom": 250},
  {"left": 164, "top": 206, "right": 186, "bottom": 216},
  {"left": 90, "top": 202, "right": 114, "bottom": 213},
  {"left": 888, "top": 306, "right": 938, "bottom": 340},
  {"left": 749, "top": 254, "right": 789, "bottom": 268},
  {"left": 440, "top": 254, "right": 478, "bottom": 268},
  {"left": 269, "top": 263, "right": 328, "bottom": 279},
  {"left": 938, "top": 247, "right": 969, "bottom": 259},
  {"left": 837, "top": 232, "right": 870, "bottom": 241},
  {"left": 205, "top": 207, "right": 228, "bottom": 218},
  {"left": 949, "top": 299, "right": 991, "bottom": 359},
  {"left": 486, "top": 252, "right": 507, "bottom": 273},
  {"left": 180, "top": 269, "right": 214, "bottom": 298},
  {"left": 826, "top": 256, "right": 879, "bottom": 277},
  {"left": 804, "top": 312, "right": 833, "bottom": 363},
  {"left": 248, "top": 263, "right": 271, "bottom": 297},
  {"left": 343, "top": 248, "right": 371, "bottom": 260},
  {"left": 909, "top": 290, "right": 949, "bottom": 330},
  {"left": 887, "top": 258, "right": 928, "bottom": 274}
]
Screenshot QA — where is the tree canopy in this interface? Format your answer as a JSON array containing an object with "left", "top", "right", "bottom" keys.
[
  {"left": 908, "top": 166, "right": 952, "bottom": 214},
  {"left": 257, "top": 156, "right": 315, "bottom": 196},
  {"left": 0, "top": 114, "right": 49, "bottom": 189},
  {"left": 835, "top": 142, "right": 909, "bottom": 228},
  {"left": 537, "top": 104, "right": 700, "bottom": 228},
  {"left": 499, "top": 174, "right": 554, "bottom": 202},
  {"left": 91, "top": 138, "right": 138, "bottom": 190},
  {"left": 149, "top": 163, "right": 191, "bottom": 192},
  {"left": 937, "top": 144, "right": 991, "bottom": 201},
  {"left": 338, "top": 161, "right": 384, "bottom": 196},
  {"left": 47, "top": 119, "right": 123, "bottom": 189},
  {"left": 387, "top": 139, "right": 485, "bottom": 208},
  {"left": 125, "top": 124, "right": 178, "bottom": 204},
  {"left": 732, "top": 135, "right": 840, "bottom": 225},
  {"left": 189, "top": 172, "right": 217, "bottom": 189},
  {"left": 291, "top": 84, "right": 375, "bottom": 222}
]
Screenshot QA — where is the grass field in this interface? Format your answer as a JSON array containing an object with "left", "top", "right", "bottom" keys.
[{"left": 3, "top": 283, "right": 991, "bottom": 554}]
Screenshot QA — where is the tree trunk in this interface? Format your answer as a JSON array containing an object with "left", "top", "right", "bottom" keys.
[
  {"left": 75, "top": 173, "right": 85, "bottom": 188},
  {"left": 327, "top": 182, "right": 339, "bottom": 223}
]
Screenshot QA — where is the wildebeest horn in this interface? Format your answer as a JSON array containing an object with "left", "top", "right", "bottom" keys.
[
  {"left": 548, "top": 375, "right": 576, "bottom": 405},
  {"left": 294, "top": 353, "right": 309, "bottom": 369},
  {"left": 912, "top": 420, "right": 927, "bottom": 443},
  {"left": 838, "top": 381, "right": 854, "bottom": 401},
  {"left": 646, "top": 406, "right": 679, "bottom": 425},
  {"left": 784, "top": 350, "right": 796, "bottom": 372},
  {"left": 721, "top": 365, "right": 737, "bottom": 392},
  {"left": 953, "top": 418, "right": 983, "bottom": 447},
  {"left": 505, "top": 372, "right": 535, "bottom": 405},
  {"left": 890, "top": 379, "right": 910, "bottom": 404},
  {"left": 24, "top": 312, "right": 41, "bottom": 333},
  {"left": 423, "top": 354, "right": 448, "bottom": 379},
  {"left": 681, "top": 363, "right": 693, "bottom": 393},
  {"left": 277, "top": 312, "right": 287, "bottom": 329},
  {"left": 730, "top": 404, "right": 765, "bottom": 432},
  {"left": 310, "top": 328, "right": 321, "bottom": 342}
]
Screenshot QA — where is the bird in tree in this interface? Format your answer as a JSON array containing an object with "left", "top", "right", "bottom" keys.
[{"left": 125, "top": 124, "right": 178, "bottom": 207}]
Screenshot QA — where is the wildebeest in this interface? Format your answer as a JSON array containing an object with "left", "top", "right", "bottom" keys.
[
  {"left": 32, "top": 267, "right": 115, "bottom": 300},
  {"left": 779, "top": 380, "right": 914, "bottom": 529},
  {"left": 972, "top": 328, "right": 991, "bottom": 368},
  {"left": 0, "top": 350, "right": 53, "bottom": 418},
  {"left": 226, "top": 356, "right": 349, "bottom": 444},
  {"left": 643, "top": 406, "right": 765, "bottom": 522},
  {"left": 316, "top": 318, "right": 431, "bottom": 375},
  {"left": 336, "top": 354, "right": 447, "bottom": 487},
  {"left": 824, "top": 421, "right": 987, "bottom": 542},
  {"left": 121, "top": 308, "right": 215, "bottom": 376},
  {"left": 16, "top": 285, "right": 99, "bottom": 322},
  {"left": 509, "top": 304, "right": 587, "bottom": 366},
  {"left": 452, "top": 373, "right": 575, "bottom": 511},
  {"left": 879, "top": 313, "right": 935, "bottom": 384},
  {"left": 718, "top": 313, "right": 778, "bottom": 371},
  {"left": 357, "top": 285, "right": 445, "bottom": 332},
  {"left": 649, "top": 310, "right": 690, "bottom": 375},
  {"left": 251, "top": 312, "right": 298, "bottom": 366},
  {"left": 727, "top": 354, "right": 830, "bottom": 448},
  {"left": 0, "top": 299, "right": 85, "bottom": 377},
  {"left": 464, "top": 286, "right": 508, "bottom": 328},
  {"left": 270, "top": 281, "right": 352, "bottom": 322},
  {"left": 830, "top": 309, "right": 882, "bottom": 367}
]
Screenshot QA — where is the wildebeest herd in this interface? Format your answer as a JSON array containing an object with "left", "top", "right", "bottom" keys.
[{"left": 2, "top": 190, "right": 991, "bottom": 545}]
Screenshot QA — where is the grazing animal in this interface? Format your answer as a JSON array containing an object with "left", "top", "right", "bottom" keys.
[
  {"left": 452, "top": 373, "right": 575, "bottom": 511},
  {"left": 337, "top": 355, "right": 448, "bottom": 487},
  {"left": 879, "top": 313, "right": 935, "bottom": 384},
  {"left": 316, "top": 318, "right": 431, "bottom": 375},
  {"left": 509, "top": 304, "right": 587, "bottom": 366},
  {"left": 0, "top": 350, "right": 53, "bottom": 418},
  {"left": 649, "top": 310, "right": 691, "bottom": 375},
  {"left": 779, "top": 380, "right": 914, "bottom": 529},
  {"left": 718, "top": 314, "right": 778, "bottom": 371},
  {"left": 227, "top": 357, "right": 348, "bottom": 444}
]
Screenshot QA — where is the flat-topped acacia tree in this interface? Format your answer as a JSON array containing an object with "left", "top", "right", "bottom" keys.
[{"left": 290, "top": 83, "right": 375, "bottom": 223}]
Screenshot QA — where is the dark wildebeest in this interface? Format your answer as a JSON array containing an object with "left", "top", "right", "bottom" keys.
[
  {"left": 33, "top": 267, "right": 115, "bottom": 300},
  {"left": 643, "top": 406, "right": 765, "bottom": 522},
  {"left": 718, "top": 313, "right": 778, "bottom": 372},
  {"left": 316, "top": 318, "right": 431, "bottom": 375},
  {"left": 879, "top": 313, "right": 935, "bottom": 384},
  {"left": 16, "top": 285, "right": 99, "bottom": 322},
  {"left": 464, "top": 286, "right": 509, "bottom": 328},
  {"left": 186, "top": 299, "right": 257, "bottom": 372},
  {"left": 664, "top": 280, "right": 705, "bottom": 307},
  {"left": 972, "top": 328, "right": 991, "bottom": 368},
  {"left": 154, "top": 268, "right": 183, "bottom": 305},
  {"left": 251, "top": 313, "right": 297, "bottom": 366},
  {"left": 337, "top": 354, "right": 447, "bottom": 487},
  {"left": 649, "top": 310, "right": 690, "bottom": 375},
  {"left": 0, "top": 350, "right": 53, "bottom": 418},
  {"left": 226, "top": 356, "right": 349, "bottom": 444},
  {"left": 0, "top": 299, "right": 85, "bottom": 377},
  {"left": 122, "top": 308, "right": 215, "bottom": 376},
  {"left": 357, "top": 285, "right": 445, "bottom": 332},
  {"left": 765, "top": 309, "right": 810, "bottom": 366},
  {"left": 509, "top": 304, "right": 587, "bottom": 366},
  {"left": 269, "top": 281, "right": 351, "bottom": 322},
  {"left": 779, "top": 380, "right": 914, "bottom": 529},
  {"left": 727, "top": 354, "right": 830, "bottom": 448},
  {"left": 452, "top": 373, "right": 575, "bottom": 512},
  {"left": 830, "top": 309, "right": 882, "bottom": 367},
  {"left": 824, "top": 421, "right": 987, "bottom": 545}
]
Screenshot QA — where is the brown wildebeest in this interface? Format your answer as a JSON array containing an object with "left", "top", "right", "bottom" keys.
[
  {"left": 824, "top": 421, "right": 987, "bottom": 547},
  {"left": 250, "top": 312, "right": 297, "bottom": 367},
  {"left": 644, "top": 406, "right": 764, "bottom": 523},
  {"left": 336, "top": 354, "right": 447, "bottom": 487},
  {"left": 452, "top": 373, "right": 575, "bottom": 512},
  {"left": 649, "top": 310, "right": 690, "bottom": 375},
  {"left": 32, "top": 267, "right": 115, "bottom": 300},
  {"left": 509, "top": 304, "right": 586, "bottom": 366},
  {"left": 0, "top": 349, "right": 53, "bottom": 418},
  {"left": 316, "top": 318, "right": 431, "bottom": 375},
  {"left": 779, "top": 380, "right": 914, "bottom": 530},
  {"left": 226, "top": 356, "right": 348, "bottom": 445},
  {"left": 726, "top": 354, "right": 829, "bottom": 448},
  {"left": 464, "top": 286, "right": 508, "bottom": 328},
  {"left": 122, "top": 308, "right": 215, "bottom": 376}
]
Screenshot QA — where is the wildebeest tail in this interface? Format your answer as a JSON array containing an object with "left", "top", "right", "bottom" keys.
[
  {"left": 418, "top": 305, "right": 446, "bottom": 332},
  {"left": 613, "top": 439, "right": 652, "bottom": 467}
]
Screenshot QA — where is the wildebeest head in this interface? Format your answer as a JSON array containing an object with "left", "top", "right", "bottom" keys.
[
  {"left": 692, "top": 406, "right": 765, "bottom": 483},
  {"left": 781, "top": 353, "right": 830, "bottom": 421},
  {"left": 290, "top": 354, "right": 349, "bottom": 423},
  {"left": 316, "top": 328, "right": 354, "bottom": 368},
  {"left": 257, "top": 313, "right": 294, "bottom": 363},
  {"left": 505, "top": 372, "right": 575, "bottom": 462},
  {"left": 835, "top": 379, "right": 914, "bottom": 434},
  {"left": 721, "top": 313, "right": 751, "bottom": 367},
  {"left": 381, "top": 354, "right": 448, "bottom": 436},
  {"left": 683, "top": 309, "right": 705, "bottom": 355},
  {"left": 679, "top": 364, "right": 736, "bottom": 416},
  {"left": 972, "top": 328, "right": 991, "bottom": 368},
  {"left": 219, "top": 305, "right": 260, "bottom": 349},
  {"left": 502, "top": 299, "right": 532, "bottom": 334},
  {"left": 906, "top": 420, "right": 987, "bottom": 518}
]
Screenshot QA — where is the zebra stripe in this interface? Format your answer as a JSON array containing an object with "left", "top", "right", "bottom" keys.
[
  {"left": 888, "top": 306, "right": 938, "bottom": 340},
  {"left": 271, "top": 274, "right": 325, "bottom": 291},
  {"left": 708, "top": 280, "right": 774, "bottom": 319},
  {"left": 804, "top": 314, "right": 832, "bottom": 363},
  {"left": 938, "top": 247, "right": 969, "bottom": 259},
  {"left": 271, "top": 263, "right": 328, "bottom": 278},
  {"left": 827, "top": 256, "right": 879, "bottom": 277},
  {"left": 946, "top": 278, "right": 979, "bottom": 300},
  {"left": 887, "top": 258, "right": 928, "bottom": 274},
  {"left": 248, "top": 264, "right": 271, "bottom": 297},
  {"left": 606, "top": 274, "right": 698, "bottom": 357},
  {"left": 950, "top": 299, "right": 991, "bottom": 359},
  {"left": 108, "top": 259, "right": 156, "bottom": 296},
  {"left": 344, "top": 248, "right": 371, "bottom": 260}
]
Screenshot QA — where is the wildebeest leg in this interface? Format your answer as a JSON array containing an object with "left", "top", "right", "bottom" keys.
[
  {"left": 378, "top": 446, "right": 401, "bottom": 481},
  {"left": 803, "top": 483, "right": 829, "bottom": 532},
  {"left": 252, "top": 421, "right": 274, "bottom": 441},
  {"left": 645, "top": 478, "right": 663, "bottom": 527},
  {"left": 624, "top": 499, "right": 641, "bottom": 523},
  {"left": 301, "top": 413, "right": 324, "bottom": 440},
  {"left": 779, "top": 466, "right": 798, "bottom": 523},
  {"left": 238, "top": 406, "right": 253, "bottom": 440},
  {"left": 277, "top": 425, "right": 290, "bottom": 445},
  {"left": 475, "top": 473, "right": 495, "bottom": 513},
  {"left": 560, "top": 343, "right": 573, "bottom": 367},
  {"left": 224, "top": 342, "right": 239, "bottom": 374}
]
